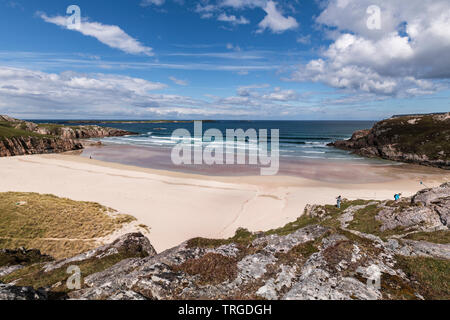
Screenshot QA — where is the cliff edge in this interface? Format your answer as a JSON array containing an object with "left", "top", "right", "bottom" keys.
[
  {"left": 329, "top": 113, "right": 450, "bottom": 169},
  {"left": 0, "top": 115, "right": 133, "bottom": 157}
]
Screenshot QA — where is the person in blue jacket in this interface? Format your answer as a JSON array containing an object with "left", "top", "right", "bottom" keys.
[{"left": 336, "top": 195, "right": 342, "bottom": 209}]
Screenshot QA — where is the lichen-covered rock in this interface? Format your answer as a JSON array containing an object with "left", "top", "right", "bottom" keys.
[{"left": 44, "top": 233, "right": 156, "bottom": 273}]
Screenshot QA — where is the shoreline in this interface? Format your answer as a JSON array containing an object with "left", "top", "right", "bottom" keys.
[{"left": 1, "top": 152, "right": 449, "bottom": 252}]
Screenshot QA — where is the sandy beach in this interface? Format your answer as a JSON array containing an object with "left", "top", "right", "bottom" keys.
[{"left": 1, "top": 152, "right": 449, "bottom": 252}]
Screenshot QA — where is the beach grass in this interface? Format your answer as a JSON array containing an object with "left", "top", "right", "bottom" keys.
[{"left": 0, "top": 192, "right": 136, "bottom": 259}]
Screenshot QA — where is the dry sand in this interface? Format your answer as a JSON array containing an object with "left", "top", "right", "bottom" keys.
[{"left": 0, "top": 153, "right": 449, "bottom": 252}]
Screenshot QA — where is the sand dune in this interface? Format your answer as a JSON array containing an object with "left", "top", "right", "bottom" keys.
[{"left": 1, "top": 153, "right": 449, "bottom": 252}]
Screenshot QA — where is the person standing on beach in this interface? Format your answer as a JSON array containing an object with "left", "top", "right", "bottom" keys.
[
  {"left": 336, "top": 196, "right": 342, "bottom": 209},
  {"left": 394, "top": 193, "right": 402, "bottom": 201}
]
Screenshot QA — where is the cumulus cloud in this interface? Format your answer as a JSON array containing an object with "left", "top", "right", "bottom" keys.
[
  {"left": 195, "top": 0, "right": 298, "bottom": 33},
  {"left": 288, "top": 0, "right": 450, "bottom": 98},
  {"left": 0, "top": 66, "right": 305, "bottom": 118},
  {"left": 257, "top": 1, "right": 298, "bottom": 33},
  {"left": 217, "top": 13, "right": 250, "bottom": 25},
  {"left": 39, "top": 13, "right": 153, "bottom": 56},
  {"left": 0, "top": 66, "right": 169, "bottom": 116}
]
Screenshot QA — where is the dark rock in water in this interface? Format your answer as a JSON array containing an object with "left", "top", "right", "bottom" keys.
[{"left": 329, "top": 113, "right": 450, "bottom": 169}]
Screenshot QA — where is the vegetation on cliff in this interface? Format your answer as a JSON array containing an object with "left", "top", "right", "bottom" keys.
[{"left": 330, "top": 113, "right": 450, "bottom": 169}]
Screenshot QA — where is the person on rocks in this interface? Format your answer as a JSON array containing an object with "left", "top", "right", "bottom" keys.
[
  {"left": 394, "top": 193, "right": 402, "bottom": 201},
  {"left": 336, "top": 195, "right": 342, "bottom": 209}
]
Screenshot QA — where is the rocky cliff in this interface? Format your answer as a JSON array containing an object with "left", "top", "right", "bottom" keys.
[
  {"left": 0, "top": 136, "right": 83, "bottom": 157},
  {"left": 1, "top": 183, "right": 449, "bottom": 300},
  {"left": 329, "top": 113, "right": 450, "bottom": 169},
  {"left": 0, "top": 115, "right": 133, "bottom": 157}
]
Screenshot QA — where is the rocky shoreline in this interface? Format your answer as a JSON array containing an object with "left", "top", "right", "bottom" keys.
[
  {"left": 1, "top": 183, "right": 448, "bottom": 300},
  {"left": 0, "top": 115, "right": 133, "bottom": 157},
  {"left": 329, "top": 113, "right": 450, "bottom": 169}
]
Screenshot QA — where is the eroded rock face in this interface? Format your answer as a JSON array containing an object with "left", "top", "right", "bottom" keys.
[
  {"left": 0, "top": 115, "right": 133, "bottom": 157},
  {"left": 0, "top": 136, "right": 83, "bottom": 157},
  {"left": 329, "top": 113, "right": 450, "bottom": 169},
  {"left": 35, "top": 126, "right": 133, "bottom": 140}
]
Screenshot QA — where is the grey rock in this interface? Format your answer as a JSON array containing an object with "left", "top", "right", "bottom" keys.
[{"left": 0, "top": 284, "right": 47, "bottom": 300}]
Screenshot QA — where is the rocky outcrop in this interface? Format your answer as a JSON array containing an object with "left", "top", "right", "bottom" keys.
[
  {"left": 0, "top": 284, "right": 47, "bottom": 300},
  {"left": 329, "top": 113, "right": 450, "bottom": 169},
  {"left": 0, "top": 136, "right": 83, "bottom": 157},
  {"left": 1, "top": 185, "right": 449, "bottom": 300},
  {"left": 0, "top": 233, "right": 156, "bottom": 300},
  {"left": 0, "top": 115, "right": 134, "bottom": 157},
  {"left": 0, "top": 248, "right": 53, "bottom": 268},
  {"left": 35, "top": 125, "right": 133, "bottom": 140}
]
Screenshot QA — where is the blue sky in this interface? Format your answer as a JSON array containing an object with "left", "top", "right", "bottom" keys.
[{"left": 0, "top": 0, "right": 449, "bottom": 120}]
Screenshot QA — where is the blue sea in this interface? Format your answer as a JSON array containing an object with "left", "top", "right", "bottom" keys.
[{"left": 36, "top": 120, "right": 377, "bottom": 162}]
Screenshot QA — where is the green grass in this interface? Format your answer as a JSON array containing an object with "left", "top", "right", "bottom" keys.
[
  {"left": 0, "top": 122, "right": 49, "bottom": 140},
  {"left": 265, "top": 214, "right": 319, "bottom": 236},
  {"left": 187, "top": 228, "right": 257, "bottom": 248},
  {"left": 375, "top": 115, "right": 450, "bottom": 161},
  {"left": 404, "top": 230, "right": 450, "bottom": 244},
  {"left": 347, "top": 203, "right": 408, "bottom": 239},
  {"left": 396, "top": 255, "right": 450, "bottom": 300},
  {"left": 348, "top": 204, "right": 383, "bottom": 234}
]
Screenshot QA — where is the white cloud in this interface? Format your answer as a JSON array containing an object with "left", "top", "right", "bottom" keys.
[
  {"left": 217, "top": 13, "right": 250, "bottom": 25},
  {"left": 221, "top": 0, "right": 265, "bottom": 9},
  {"left": 0, "top": 66, "right": 306, "bottom": 118},
  {"left": 257, "top": 1, "right": 299, "bottom": 33},
  {"left": 296, "top": 35, "right": 311, "bottom": 44},
  {"left": 39, "top": 13, "right": 153, "bottom": 56},
  {"left": 195, "top": 1, "right": 298, "bottom": 34},
  {"left": 169, "top": 76, "right": 189, "bottom": 86},
  {"left": 140, "top": 0, "right": 165, "bottom": 6},
  {"left": 288, "top": 0, "right": 450, "bottom": 98}
]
